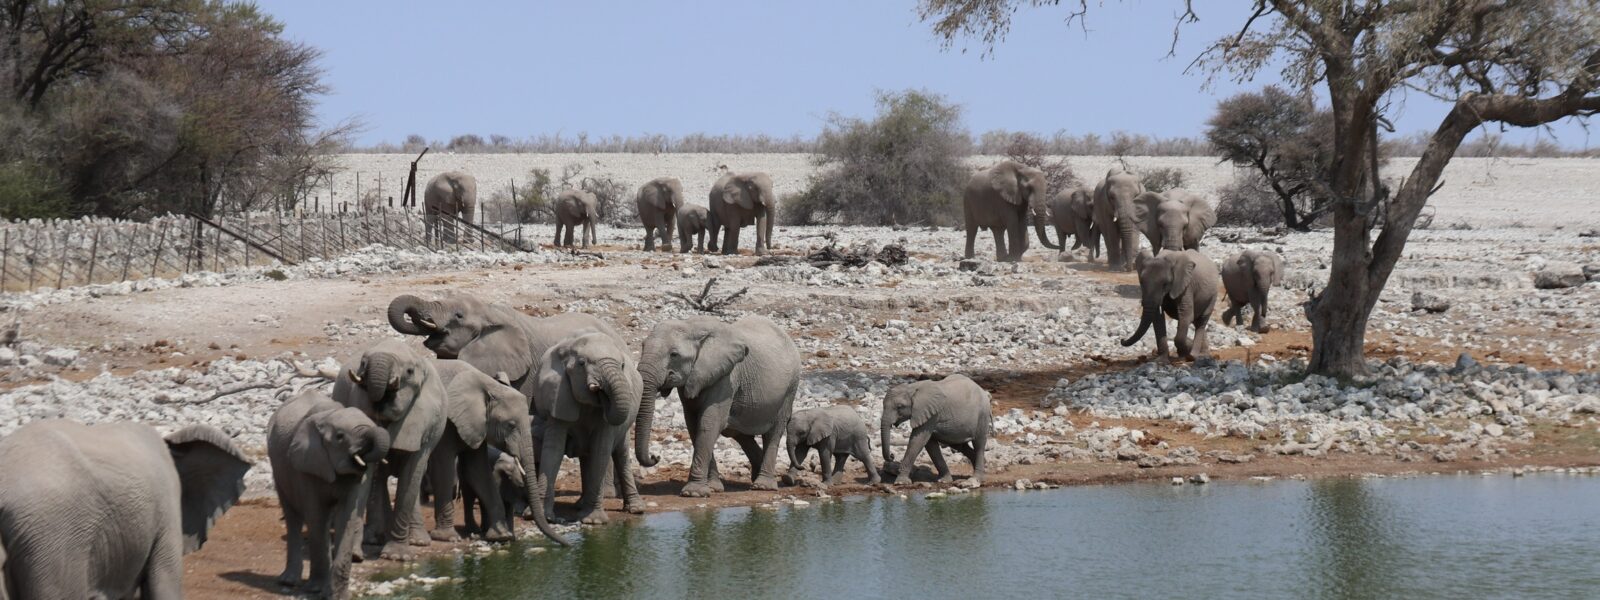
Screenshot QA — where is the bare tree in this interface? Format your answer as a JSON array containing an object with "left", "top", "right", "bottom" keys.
[{"left": 921, "top": 0, "right": 1600, "bottom": 377}]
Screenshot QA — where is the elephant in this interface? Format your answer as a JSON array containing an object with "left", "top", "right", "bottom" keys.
[
  {"left": 678, "top": 204, "right": 711, "bottom": 253},
  {"left": 785, "top": 405, "right": 880, "bottom": 489},
  {"left": 963, "top": 160, "right": 1060, "bottom": 262},
  {"left": 461, "top": 448, "right": 527, "bottom": 537},
  {"left": 268, "top": 390, "right": 391, "bottom": 599},
  {"left": 880, "top": 374, "right": 992, "bottom": 487},
  {"left": 636, "top": 177, "right": 684, "bottom": 251},
  {"left": 554, "top": 189, "right": 599, "bottom": 248},
  {"left": 533, "top": 331, "right": 646, "bottom": 524},
  {"left": 0, "top": 420, "right": 250, "bottom": 599},
  {"left": 636, "top": 315, "right": 801, "bottom": 497},
  {"left": 1050, "top": 182, "right": 1100, "bottom": 260},
  {"left": 424, "top": 360, "right": 561, "bottom": 544},
  {"left": 1092, "top": 169, "right": 1149, "bottom": 271},
  {"left": 1135, "top": 188, "right": 1217, "bottom": 254},
  {"left": 1122, "top": 249, "right": 1222, "bottom": 362},
  {"left": 706, "top": 172, "right": 776, "bottom": 255},
  {"left": 1221, "top": 249, "right": 1286, "bottom": 333},
  {"left": 424, "top": 171, "right": 477, "bottom": 246}
]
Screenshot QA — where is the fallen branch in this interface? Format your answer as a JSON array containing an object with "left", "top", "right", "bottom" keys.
[
  {"left": 192, "top": 359, "right": 334, "bottom": 404},
  {"left": 667, "top": 277, "right": 749, "bottom": 315}
]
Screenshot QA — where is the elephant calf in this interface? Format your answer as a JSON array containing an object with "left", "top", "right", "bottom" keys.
[
  {"left": 461, "top": 448, "right": 527, "bottom": 537},
  {"left": 786, "top": 405, "right": 880, "bottom": 489},
  {"left": 1221, "top": 249, "right": 1286, "bottom": 333},
  {"left": 678, "top": 204, "right": 711, "bottom": 253},
  {"left": 268, "top": 390, "right": 391, "bottom": 598},
  {"left": 881, "top": 374, "right": 993, "bottom": 487},
  {"left": 1122, "top": 249, "right": 1221, "bottom": 361}
]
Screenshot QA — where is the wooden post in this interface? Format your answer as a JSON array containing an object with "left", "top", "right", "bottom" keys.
[
  {"left": 213, "top": 225, "right": 222, "bottom": 272},
  {"left": 56, "top": 228, "right": 68, "bottom": 289},
  {"left": 243, "top": 212, "right": 252, "bottom": 266},
  {"left": 27, "top": 228, "right": 37, "bottom": 289},
  {"left": 1, "top": 228, "right": 9, "bottom": 291},
  {"left": 120, "top": 228, "right": 133, "bottom": 282},
  {"left": 299, "top": 217, "right": 308, "bottom": 261},
  {"left": 151, "top": 221, "right": 168, "bottom": 278},
  {"left": 86, "top": 226, "right": 101, "bottom": 284}
]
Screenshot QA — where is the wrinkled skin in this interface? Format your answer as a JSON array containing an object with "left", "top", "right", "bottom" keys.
[
  {"left": 677, "top": 204, "right": 711, "bottom": 253},
  {"left": 1221, "top": 249, "right": 1286, "bottom": 333},
  {"left": 554, "top": 189, "right": 600, "bottom": 248},
  {"left": 0, "top": 420, "right": 250, "bottom": 600},
  {"left": 268, "top": 391, "right": 390, "bottom": 599},
  {"left": 534, "top": 332, "right": 645, "bottom": 524},
  {"left": 424, "top": 361, "right": 547, "bottom": 543},
  {"left": 706, "top": 172, "right": 777, "bottom": 255},
  {"left": 636, "top": 177, "right": 684, "bottom": 251},
  {"left": 1122, "top": 249, "right": 1222, "bottom": 362},
  {"left": 1092, "top": 169, "right": 1148, "bottom": 271},
  {"left": 785, "top": 405, "right": 880, "bottom": 489},
  {"left": 880, "top": 374, "right": 992, "bottom": 487},
  {"left": 1050, "top": 183, "right": 1100, "bottom": 260},
  {"left": 461, "top": 448, "right": 527, "bottom": 535},
  {"left": 636, "top": 316, "right": 801, "bottom": 497},
  {"left": 424, "top": 171, "right": 477, "bottom": 246},
  {"left": 963, "top": 160, "right": 1059, "bottom": 262},
  {"left": 1135, "top": 188, "right": 1217, "bottom": 254}
]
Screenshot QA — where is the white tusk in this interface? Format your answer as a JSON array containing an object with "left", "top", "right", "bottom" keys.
[
  {"left": 515, "top": 461, "right": 527, "bottom": 478},
  {"left": 353, "top": 455, "right": 366, "bottom": 468},
  {"left": 417, "top": 317, "right": 438, "bottom": 329}
]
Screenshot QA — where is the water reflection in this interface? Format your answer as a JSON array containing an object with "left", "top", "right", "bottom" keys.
[{"left": 1308, "top": 480, "right": 1400, "bottom": 600}]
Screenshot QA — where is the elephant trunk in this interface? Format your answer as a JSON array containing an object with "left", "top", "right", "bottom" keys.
[
  {"left": 880, "top": 414, "right": 896, "bottom": 467},
  {"left": 1118, "top": 219, "right": 1139, "bottom": 270},
  {"left": 387, "top": 295, "right": 437, "bottom": 336},
  {"left": 598, "top": 361, "right": 632, "bottom": 427},
  {"left": 514, "top": 424, "right": 568, "bottom": 546},
  {"left": 1034, "top": 215, "right": 1061, "bottom": 250},
  {"left": 1122, "top": 305, "right": 1159, "bottom": 347},
  {"left": 362, "top": 354, "right": 396, "bottom": 412},
  {"left": 634, "top": 365, "right": 662, "bottom": 468},
  {"left": 1162, "top": 222, "right": 1184, "bottom": 253},
  {"left": 357, "top": 424, "right": 390, "bottom": 468}
]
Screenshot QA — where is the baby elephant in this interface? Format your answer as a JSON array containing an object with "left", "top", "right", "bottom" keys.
[
  {"left": 461, "top": 448, "right": 527, "bottom": 537},
  {"left": 881, "top": 374, "right": 993, "bottom": 487},
  {"left": 268, "top": 390, "right": 392, "bottom": 598},
  {"left": 786, "top": 405, "right": 880, "bottom": 489},
  {"left": 678, "top": 204, "right": 711, "bottom": 253},
  {"left": 1221, "top": 249, "right": 1285, "bottom": 333}
]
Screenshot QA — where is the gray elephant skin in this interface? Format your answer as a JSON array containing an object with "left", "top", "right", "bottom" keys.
[
  {"left": 0, "top": 420, "right": 250, "bottom": 599},
  {"left": 1221, "top": 249, "right": 1286, "bottom": 333},
  {"left": 881, "top": 374, "right": 992, "bottom": 486},
  {"left": 1093, "top": 169, "right": 1149, "bottom": 271},
  {"left": 534, "top": 331, "right": 646, "bottom": 523},
  {"left": 1050, "top": 182, "right": 1100, "bottom": 260},
  {"left": 636, "top": 177, "right": 684, "bottom": 251},
  {"left": 677, "top": 204, "right": 711, "bottom": 253},
  {"left": 786, "top": 405, "right": 880, "bottom": 489},
  {"left": 268, "top": 391, "right": 390, "bottom": 599},
  {"left": 425, "top": 360, "right": 562, "bottom": 544},
  {"left": 1122, "top": 249, "right": 1222, "bottom": 361},
  {"left": 963, "top": 160, "right": 1060, "bottom": 262},
  {"left": 460, "top": 448, "right": 527, "bottom": 537},
  {"left": 706, "top": 172, "right": 776, "bottom": 255},
  {"left": 1135, "top": 188, "right": 1216, "bottom": 254},
  {"left": 424, "top": 171, "right": 477, "bottom": 245},
  {"left": 554, "top": 189, "right": 599, "bottom": 248},
  {"left": 637, "top": 315, "right": 801, "bottom": 497}
]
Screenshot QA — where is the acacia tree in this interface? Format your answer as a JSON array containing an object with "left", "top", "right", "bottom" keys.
[
  {"left": 1205, "top": 86, "right": 1338, "bottom": 230},
  {"left": 920, "top": 0, "right": 1600, "bottom": 377}
]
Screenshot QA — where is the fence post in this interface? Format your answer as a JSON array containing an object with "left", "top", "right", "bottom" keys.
[
  {"left": 120, "top": 228, "right": 133, "bottom": 282},
  {"left": 87, "top": 226, "right": 101, "bottom": 284},
  {"left": 27, "top": 228, "right": 36, "bottom": 290},
  {"left": 243, "top": 212, "right": 252, "bottom": 266},
  {"left": 1, "top": 228, "right": 8, "bottom": 291},
  {"left": 151, "top": 221, "right": 168, "bottom": 279},
  {"left": 56, "top": 227, "right": 67, "bottom": 289},
  {"left": 213, "top": 225, "right": 222, "bottom": 272}
]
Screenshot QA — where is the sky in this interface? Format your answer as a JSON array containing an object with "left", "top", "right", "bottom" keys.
[{"left": 261, "top": 1, "right": 1593, "bottom": 149}]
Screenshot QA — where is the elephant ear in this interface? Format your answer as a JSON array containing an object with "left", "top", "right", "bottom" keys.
[
  {"left": 1269, "top": 254, "right": 1286, "bottom": 286},
  {"left": 289, "top": 416, "right": 338, "bottom": 484},
  {"left": 1185, "top": 197, "right": 1217, "bottom": 243},
  {"left": 164, "top": 425, "right": 251, "bottom": 554},
  {"left": 460, "top": 323, "right": 535, "bottom": 387},
  {"left": 989, "top": 164, "right": 1022, "bottom": 206},
  {"left": 1170, "top": 254, "right": 1197, "bottom": 300},
  {"left": 685, "top": 328, "right": 749, "bottom": 399},
  {"left": 445, "top": 372, "right": 489, "bottom": 449},
  {"left": 547, "top": 344, "right": 583, "bottom": 423},
  {"left": 807, "top": 413, "right": 835, "bottom": 443},
  {"left": 1133, "top": 191, "right": 1163, "bottom": 224},
  {"left": 667, "top": 180, "right": 685, "bottom": 210},
  {"left": 747, "top": 173, "right": 776, "bottom": 209},
  {"left": 908, "top": 383, "right": 948, "bottom": 431}
]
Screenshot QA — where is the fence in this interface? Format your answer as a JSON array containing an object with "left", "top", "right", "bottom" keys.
[{"left": 0, "top": 210, "right": 534, "bottom": 294}]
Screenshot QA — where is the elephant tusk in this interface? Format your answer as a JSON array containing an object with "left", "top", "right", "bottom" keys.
[
  {"left": 515, "top": 461, "right": 527, "bottom": 478},
  {"left": 346, "top": 369, "right": 362, "bottom": 385},
  {"left": 416, "top": 317, "right": 438, "bottom": 329},
  {"left": 588, "top": 382, "right": 601, "bottom": 392},
  {"left": 353, "top": 455, "right": 366, "bottom": 468}
]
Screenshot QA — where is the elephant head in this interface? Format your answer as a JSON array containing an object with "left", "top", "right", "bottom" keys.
[
  {"left": 642, "top": 178, "right": 685, "bottom": 214},
  {"left": 1122, "top": 250, "right": 1200, "bottom": 347},
  {"left": 719, "top": 173, "right": 775, "bottom": 213},
  {"left": 1067, "top": 185, "right": 1100, "bottom": 257},
  {"left": 1094, "top": 169, "right": 1148, "bottom": 270},
  {"left": 989, "top": 160, "right": 1060, "bottom": 253},
  {"left": 452, "top": 369, "right": 567, "bottom": 546},
  {"left": 880, "top": 380, "right": 944, "bottom": 469},
  {"left": 341, "top": 339, "right": 443, "bottom": 454},
  {"left": 388, "top": 294, "right": 535, "bottom": 384},
  {"left": 162, "top": 424, "right": 253, "bottom": 553},
  {"left": 635, "top": 318, "right": 747, "bottom": 467},
  {"left": 540, "top": 332, "right": 638, "bottom": 428},
  {"left": 289, "top": 400, "right": 391, "bottom": 484},
  {"left": 1135, "top": 189, "right": 1216, "bottom": 254},
  {"left": 787, "top": 408, "right": 832, "bottom": 447}
]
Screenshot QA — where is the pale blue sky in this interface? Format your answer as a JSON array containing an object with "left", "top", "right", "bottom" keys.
[{"left": 261, "top": 1, "right": 1592, "bottom": 149}]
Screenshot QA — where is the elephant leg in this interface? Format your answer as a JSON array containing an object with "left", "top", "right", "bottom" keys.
[
  {"left": 1193, "top": 310, "right": 1214, "bottom": 359},
  {"left": 816, "top": 449, "right": 835, "bottom": 488},
  {"left": 733, "top": 433, "right": 765, "bottom": 482},
  {"left": 682, "top": 404, "right": 723, "bottom": 497},
  {"left": 927, "top": 443, "right": 953, "bottom": 483},
  {"left": 644, "top": 226, "right": 656, "bottom": 251},
  {"left": 611, "top": 439, "right": 644, "bottom": 514},
  {"left": 553, "top": 224, "right": 563, "bottom": 247},
  {"left": 970, "top": 431, "right": 988, "bottom": 485},
  {"left": 459, "top": 462, "right": 481, "bottom": 536},
  {"left": 278, "top": 504, "right": 306, "bottom": 588},
  {"left": 302, "top": 505, "right": 332, "bottom": 597},
  {"left": 1005, "top": 212, "right": 1027, "bottom": 262},
  {"left": 576, "top": 438, "right": 611, "bottom": 524},
  {"left": 1221, "top": 299, "right": 1242, "bottom": 327},
  {"left": 464, "top": 449, "right": 511, "bottom": 542},
  {"left": 1251, "top": 293, "right": 1270, "bottom": 333},
  {"left": 964, "top": 223, "right": 978, "bottom": 259},
  {"left": 894, "top": 429, "right": 934, "bottom": 485},
  {"left": 787, "top": 443, "right": 811, "bottom": 484},
  {"left": 426, "top": 442, "right": 460, "bottom": 542},
  {"left": 751, "top": 426, "right": 784, "bottom": 490},
  {"left": 856, "top": 438, "right": 881, "bottom": 485},
  {"left": 663, "top": 216, "right": 676, "bottom": 251},
  {"left": 382, "top": 452, "right": 430, "bottom": 560},
  {"left": 363, "top": 463, "right": 390, "bottom": 546},
  {"left": 329, "top": 468, "right": 373, "bottom": 600},
  {"left": 564, "top": 225, "right": 576, "bottom": 247},
  {"left": 141, "top": 526, "right": 186, "bottom": 600},
  {"left": 696, "top": 230, "right": 705, "bottom": 253},
  {"left": 540, "top": 423, "right": 569, "bottom": 522},
  {"left": 990, "top": 228, "right": 1008, "bottom": 262},
  {"left": 754, "top": 213, "right": 768, "bottom": 255},
  {"left": 1175, "top": 306, "right": 1196, "bottom": 360},
  {"left": 722, "top": 225, "right": 740, "bottom": 255}
]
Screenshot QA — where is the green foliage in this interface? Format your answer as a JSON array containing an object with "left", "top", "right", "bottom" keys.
[
  {"left": 800, "top": 89, "right": 972, "bottom": 226},
  {"left": 0, "top": 162, "right": 72, "bottom": 219}
]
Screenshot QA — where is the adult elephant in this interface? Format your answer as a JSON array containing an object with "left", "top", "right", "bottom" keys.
[
  {"left": 425, "top": 171, "right": 477, "bottom": 246},
  {"left": 1122, "top": 249, "right": 1221, "bottom": 362},
  {"left": 880, "top": 374, "right": 992, "bottom": 487},
  {"left": 706, "top": 172, "right": 776, "bottom": 255},
  {"left": 1093, "top": 169, "right": 1148, "bottom": 271},
  {"left": 534, "top": 331, "right": 645, "bottom": 524},
  {"left": 678, "top": 204, "right": 711, "bottom": 253},
  {"left": 554, "top": 189, "right": 599, "bottom": 248},
  {"left": 425, "top": 360, "right": 563, "bottom": 544},
  {"left": 1221, "top": 249, "right": 1286, "bottom": 333},
  {"left": 0, "top": 420, "right": 250, "bottom": 599},
  {"left": 1050, "top": 182, "right": 1100, "bottom": 260},
  {"left": 1135, "top": 189, "right": 1216, "bottom": 254},
  {"left": 636, "top": 177, "right": 684, "bottom": 251},
  {"left": 963, "top": 160, "right": 1059, "bottom": 262},
  {"left": 636, "top": 315, "right": 801, "bottom": 497}
]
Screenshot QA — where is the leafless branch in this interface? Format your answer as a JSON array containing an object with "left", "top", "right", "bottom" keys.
[{"left": 667, "top": 277, "right": 749, "bottom": 315}]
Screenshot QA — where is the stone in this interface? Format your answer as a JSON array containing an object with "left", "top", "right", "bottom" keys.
[
  {"left": 1171, "top": 477, "right": 1184, "bottom": 485},
  {"left": 1584, "top": 264, "right": 1600, "bottom": 282},
  {"left": 1533, "top": 263, "right": 1586, "bottom": 289},
  {"left": 1013, "top": 478, "right": 1032, "bottom": 490},
  {"left": 1411, "top": 291, "right": 1451, "bottom": 313},
  {"left": 42, "top": 348, "right": 78, "bottom": 367},
  {"left": 1453, "top": 352, "right": 1478, "bottom": 373},
  {"left": 0, "top": 346, "right": 16, "bottom": 365},
  {"left": 1189, "top": 473, "right": 1211, "bottom": 484},
  {"left": 1484, "top": 423, "right": 1505, "bottom": 437}
]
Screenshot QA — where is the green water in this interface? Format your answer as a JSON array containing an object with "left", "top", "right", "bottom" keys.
[{"left": 390, "top": 474, "right": 1600, "bottom": 599}]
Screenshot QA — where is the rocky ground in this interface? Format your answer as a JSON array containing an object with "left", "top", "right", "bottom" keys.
[{"left": 0, "top": 222, "right": 1596, "bottom": 597}]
